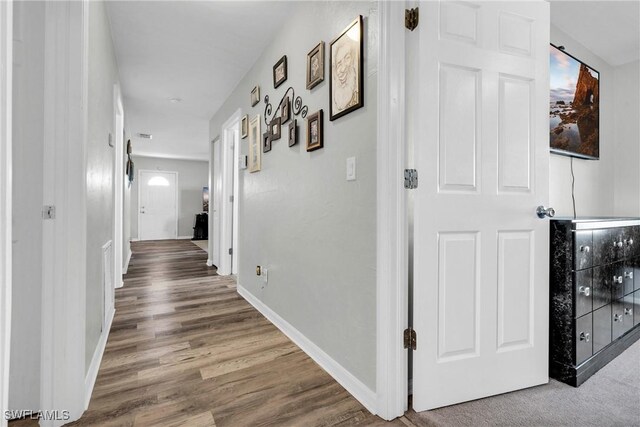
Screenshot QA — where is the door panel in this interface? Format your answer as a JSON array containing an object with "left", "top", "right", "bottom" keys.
[
  {"left": 139, "top": 170, "right": 177, "bottom": 241},
  {"left": 412, "top": 0, "right": 550, "bottom": 411}
]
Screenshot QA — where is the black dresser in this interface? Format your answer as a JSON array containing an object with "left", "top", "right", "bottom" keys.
[{"left": 550, "top": 218, "right": 640, "bottom": 386}]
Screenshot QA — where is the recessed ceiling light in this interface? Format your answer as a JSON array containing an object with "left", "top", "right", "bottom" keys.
[
  {"left": 138, "top": 133, "right": 153, "bottom": 139},
  {"left": 169, "top": 97, "right": 182, "bottom": 103}
]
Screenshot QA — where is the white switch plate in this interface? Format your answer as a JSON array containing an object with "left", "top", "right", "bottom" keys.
[
  {"left": 262, "top": 268, "right": 268, "bottom": 284},
  {"left": 346, "top": 157, "right": 356, "bottom": 181}
]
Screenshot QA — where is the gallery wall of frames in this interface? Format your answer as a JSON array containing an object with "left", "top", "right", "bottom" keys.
[{"left": 208, "top": 1, "right": 380, "bottom": 394}]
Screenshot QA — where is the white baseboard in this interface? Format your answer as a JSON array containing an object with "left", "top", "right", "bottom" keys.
[
  {"left": 122, "top": 247, "right": 132, "bottom": 275},
  {"left": 206, "top": 259, "right": 214, "bottom": 267},
  {"left": 177, "top": 235, "right": 192, "bottom": 240},
  {"left": 84, "top": 308, "right": 114, "bottom": 409},
  {"left": 237, "top": 285, "right": 377, "bottom": 415},
  {"left": 130, "top": 238, "right": 139, "bottom": 242}
]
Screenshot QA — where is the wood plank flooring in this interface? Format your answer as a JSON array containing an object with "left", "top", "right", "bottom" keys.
[{"left": 63, "top": 239, "right": 410, "bottom": 426}]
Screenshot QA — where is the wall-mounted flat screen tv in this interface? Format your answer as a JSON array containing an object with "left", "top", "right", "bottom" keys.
[{"left": 549, "top": 44, "right": 600, "bottom": 160}]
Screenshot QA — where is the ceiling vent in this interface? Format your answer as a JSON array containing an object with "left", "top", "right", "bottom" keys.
[{"left": 138, "top": 133, "right": 153, "bottom": 140}]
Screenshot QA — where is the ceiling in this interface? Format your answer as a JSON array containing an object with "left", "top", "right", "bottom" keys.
[
  {"left": 106, "top": 1, "right": 295, "bottom": 160},
  {"left": 550, "top": 1, "right": 640, "bottom": 67}
]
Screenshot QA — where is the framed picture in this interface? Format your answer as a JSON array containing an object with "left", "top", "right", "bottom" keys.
[
  {"left": 241, "top": 115, "right": 248, "bottom": 139},
  {"left": 549, "top": 44, "right": 599, "bottom": 159},
  {"left": 330, "top": 16, "right": 364, "bottom": 121},
  {"left": 263, "top": 132, "right": 272, "bottom": 153},
  {"left": 306, "top": 110, "right": 323, "bottom": 152},
  {"left": 270, "top": 117, "right": 282, "bottom": 140},
  {"left": 281, "top": 96, "right": 291, "bottom": 124},
  {"left": 289, "top": 119, "right": 298, "bottom": 147},
  {"left": 306, "top": 41, "right": 325, "bottom": 90},
  {"left": 248, "top": 115, "right": 261, "bottom": 172},
  {"left": 251, "top": 85, "right": 260, "bottom": 107},
  {"left": 273, "top": 55, "right": 288, "bottom": 88}
]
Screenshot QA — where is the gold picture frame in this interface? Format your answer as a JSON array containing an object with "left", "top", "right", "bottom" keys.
[
  {"left": 248, "top": 115, "right": 261, "bottom": 172},
  {"left": 251, "top": 85, "right": 260, "bottom": 107}
]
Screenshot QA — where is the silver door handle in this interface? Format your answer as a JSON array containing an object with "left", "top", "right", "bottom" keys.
[{"left": 536, "top": 206, "right": 555, "bottom": 218}]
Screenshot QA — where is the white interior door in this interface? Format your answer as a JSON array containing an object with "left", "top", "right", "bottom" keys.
[
  {"left": 412, "top": 0, "right": 550, "bottom": 411},
  {"left": 138, "top": 170, "right": 177, "bottom": 241}
]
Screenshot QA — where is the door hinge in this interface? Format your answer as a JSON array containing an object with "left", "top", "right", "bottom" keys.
[
  {"left": 404, "top": 169, "right": 418, "bottom": 189},
  {"left": 228, "top": 248, "right": 233, "bottom": 255},
  {"left": 229, "top": 195, "right": 234, "bottom": 203},
  {"left": 404, "top": 328, "right": 417, "bottom": 350},
  {"left": 405, "top": 7, "right": 419, "bottom": 31}
]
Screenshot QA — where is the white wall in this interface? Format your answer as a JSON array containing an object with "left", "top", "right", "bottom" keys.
[
  {"left": 85, "top": 0, "right": 120, "bottom": 369},
  {"left": 9, "top": 0, "right": 44, "bottom": 411},
  {"left": 130, "top": 156, "right": 209, "bottom": 239},
  {"left": 210, "top": 1, "right": 378, "bottom": 391},
  {"left": 549, "top": 25, "right": 616, "bottom": 217},
  {"left": 613, "top": 60, "right": 640, "bottom": 216}
]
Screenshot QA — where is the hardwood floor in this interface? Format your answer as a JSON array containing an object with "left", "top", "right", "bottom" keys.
[{"left": 63, "top": 239, "right": 410, "bottom": 426}]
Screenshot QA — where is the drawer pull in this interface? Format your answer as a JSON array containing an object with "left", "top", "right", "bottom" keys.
[
  {"left": 624, "top": 271, "right": 633, "bottom": 279},
  {"left": 625, "top": 238, "right": 634, "bottom": 246},
  {"left": 625, "top": 308, "right": 633, "bottom": 316},
  {"left": 614, "top": 241, "right": 624, "bottom": 249},
  {"left": 579, "top": 245, "right": 591, "bottom": 253},
  {"left": 614, "top": 314, "right": 624, "bottom": 322},
  {"left": 613, "top": 276, "right": 623, "bottom": 284},
  {"left": 579, "top": 332, "right": 590, "bottom": 342},
  {"left": 578, "top": 286, "right": 591, "bottom": 296}
]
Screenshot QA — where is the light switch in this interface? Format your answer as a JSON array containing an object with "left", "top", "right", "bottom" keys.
[{"left": 346, "top": 157, "right": 356, "bottom": 181}]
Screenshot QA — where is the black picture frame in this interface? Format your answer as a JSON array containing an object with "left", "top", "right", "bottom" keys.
[
  {"left": 273, "top": 55, "right": 288, "bottom": 89},
  {"left": 262, "top": 132, "right": 272, "bottom": 153},
  {"left": 329, "top": 16, "right": 364, "bottom": 121},
  {"left": 306, "top": 110, "right": 323, "bottom": 152},
  {"left": 270, "top": 117, "right": 282, "bottom": 140},
  {"left": 281, "top": 96, "right": 291, "bottom": 124},
  {"left": 307, "top": 41, "right": 325, "bottom": 90},
  {"left": 289, "top": 119, "right": 298, "bottom": 147}
]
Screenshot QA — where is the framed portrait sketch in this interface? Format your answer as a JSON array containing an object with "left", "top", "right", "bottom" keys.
[
  {"left": 289, "top": 119, "right": 297, "bottom": 147},
  {"left": 281, "top": 96, "right": 291, "bottom": 124},
  {"left": 306, "top": 110, "right": 323, "bottom": 152},
  {"left": 306, "top": 41, "right": 325, "bottom": 90},
  {"left": 273, "top": 55, "right": 288, "bottom": 88},
  {"left": 263, "top": 132, "right": 272, "bottom": 153},
  {"left": 270, "top": 117, "right": 282, "bottom": 140},
  {"left": 330, "top": 16, "right": 363, "bottom": 121},
  {"left": 241, "top": 115, "right": 248, "bottom": 139},
  {"left": 248, "top": 115, "right": 261, "bottom": 172},
  {"left": 251, "top": 86, "right": 260, "bottom": 107}
]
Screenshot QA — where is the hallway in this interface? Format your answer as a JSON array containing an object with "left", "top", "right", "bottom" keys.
[{"left": 70, "top": 240, "right": 405, "bottom": 426}]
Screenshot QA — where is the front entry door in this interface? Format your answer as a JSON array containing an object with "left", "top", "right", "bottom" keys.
[
  {"left": 139, "top": 170, "right": 178, "bottom": 240},
  {"left": 412, "top": 0, "right": 551, "bottom": 410}
]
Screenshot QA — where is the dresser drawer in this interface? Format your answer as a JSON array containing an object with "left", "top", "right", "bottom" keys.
[
  {"left": 574, "top": 269, "right": 592, "bottom": 318},
  {"left": 592, "top": 265, "right": 613, "bottom": 310},
  {"left": 623, "top": 261, "right": 635, "bottom": 296},
  {"left": 574, "top": 231, "right": 593, "bottom": 270},
  {"left": 634, "top": 290, "right": 640, "bottom": 326},
  {"left": 623, "top": 226, "right": 640, "bottom": 259},
  {"left": 575, "top": 313, "right": 593, "bottom": 365},
  {"left": 612, "top": 298, "right": 632, "bottom": 339},
  {"left": 593, "top": 304, "right": 611, "bottom": 354},
  {"left": 593, "top": 228, "right": 625, "bottom": 266}
]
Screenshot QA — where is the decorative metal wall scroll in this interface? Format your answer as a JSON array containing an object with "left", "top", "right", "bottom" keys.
[{"left": 263, "top": 86, "right": 308, "bottom": 128}]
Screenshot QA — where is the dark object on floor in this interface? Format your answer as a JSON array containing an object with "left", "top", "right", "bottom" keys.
[{"left": 192, "top": 212, "right": 208, "bottom": 240}]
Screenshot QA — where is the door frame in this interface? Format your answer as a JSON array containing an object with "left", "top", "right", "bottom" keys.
[
  {"left": 208, "top": 137, "right": 221, "bottom": 268},
  {"left": 40, "top": 1, "right": 89, "bottom": 424},
  {"left": 375, "top": 0, "right": 407, "bottom": 420},
  {"left": 216, "top": 109, "right": 241, "bottom": 276},
  {"left": 0, "top": 1, "right": 13, "bottom": 423},
  {"left": 137, "top": 169, "right": 179, "bottom": 241},
  {"left": 113, "top": 84, "right": 124, "bottom": 288}
]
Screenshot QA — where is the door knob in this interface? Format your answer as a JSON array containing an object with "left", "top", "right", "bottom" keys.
[
  {"left": 578, "top": 286, "right": 591, "bottom": 296},
  {"left": 536, "top": 206, "right": 555, "bottom": 218}
]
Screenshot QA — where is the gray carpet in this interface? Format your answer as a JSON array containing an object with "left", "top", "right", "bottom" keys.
[{"left": 407, "top": 341, "right": 640, "bottom": 427}]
